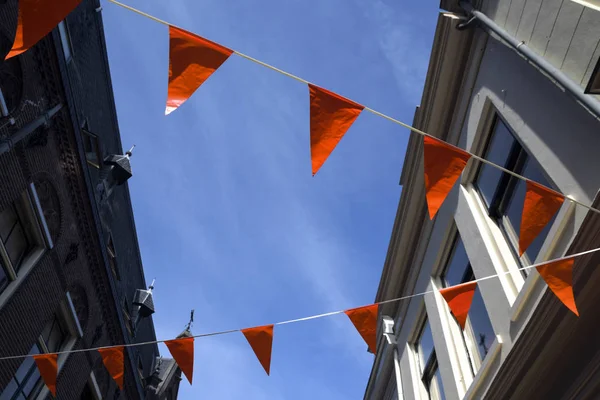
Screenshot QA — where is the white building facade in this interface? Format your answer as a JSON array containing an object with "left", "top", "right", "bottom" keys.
[{"left": 364, "top": 1, "right": 600, "bottom": 399}]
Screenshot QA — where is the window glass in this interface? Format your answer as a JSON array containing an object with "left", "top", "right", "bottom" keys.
[
  {"left": 474, "top": 116, "right": 558, "bottom": 269},
  {"left": 0, "top": 261, "right": 7, "bottom": 291},
  {"left": 82, "top": 130, "right": 101, "bottom": 168},
  {"left": 442, "top": 236, "right": 495, "bottom": 372},
  {"left": 443, "top": 238, "right": 469, "bottom": 287},
  {"left": 429, "top": 367, "right": 446, "bottom": 400},
  {"left": 503, "top": 158, "right": 555, "bottom": 263},
  {"left": 0, "top": 205, "right": 17, "bottom": 242},
  {"left": 417, "top": 320, "right": 435, "bottom": 371},
  {"left": 468, "top": 287, "right": 495, "bottom": 361},
  {"left": 5, "top": 223, "right": 29, "bottom": 267},
  {"left": 476, "top": 119, "right": 515, "bottom": 207}
]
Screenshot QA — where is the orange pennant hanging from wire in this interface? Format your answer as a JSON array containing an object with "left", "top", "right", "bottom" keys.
[
  {"left": 345, "top": 304, "right": 379, "bottom": 353},
  {"left": 536, "top": 257, "right": 578, "bottom": 316},
  {"left": 440, "top": 281, "right": 477, "bottom": 330},
  {"left": 309, "top": 84, "right": 364, "bottom": 175},
  {"left": 5, "top": 0, "right": 81, "bottom": 60},
  {"left": 241, "top": 325, "right": 274, "bottom": 375},
  {"left": 165, "top": 337, "right": 194, "bottom": 384},
  {"left": 166, "top": 25, "right": 233, "bottom": 115},
  {"left": 98, "top": 346, "right": 125, "bottom": 390},
  {"left": 519, "top": 180, "right": 564, "bottom": 256},
  {"left": 423, "top": 136, "right": 471, "bottom": 219},
  {"left": 33, "top": 354, "right": 58, "bottom": 397}
]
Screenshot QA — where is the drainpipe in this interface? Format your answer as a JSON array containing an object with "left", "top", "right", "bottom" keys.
[
  {"left": 383, "top": 316, "right": 404, "bottom": 399},
  {"left": 393, "top": 348, "right": 404, "bottom": 399},
  {"left": 0, "top": 103, "right": 63, "bottom": 154},
  {"left": 458, "top": 0, "right": 600, "bottom": 122}
]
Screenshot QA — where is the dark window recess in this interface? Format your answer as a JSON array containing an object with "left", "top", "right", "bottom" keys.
[
  {"left": 0, "top": 57, "right": 23, "bottom": 116},
  {"left": 0, "top": 198, "right": 35, "bottom": 293},
  {"left": 585, "top": 55, "right": 600, "bottom": 95},
  {"left": 442, "top": 235, "right": 495, "bottom": 373},
  {"left": 82, "top": 129, "right": 102, "bottom": 168},
  {"left": 474, "top": 116, "right": 557, "bottom": 270},
  {"left": 107, "top": 235, "right": 119, "bottom": 281},
  {"left": 122, "top": 299, "right": 133, "bottom": 336},
  {"left": 0, "top": 315, "right": 68, "bottom": 399}
]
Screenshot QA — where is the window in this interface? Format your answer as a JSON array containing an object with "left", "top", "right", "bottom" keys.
[
  {"left": 0, "top": 57, "right": 23, "bottom": 116},
  {"left": 474, "top": 116, "right": 557, "bottom": 269},
  {"left": 80, "top": 372, "right": 102, "bottom": 400},
  {"left": 137, "top": 355, "right": 145, "bottom": 385},
  {"left": 58, "top": 21, "right": 73, "bottom": 62},
  {"left": 0, "top": 184, "right": 52, "bottom": 295},
  {"left": 82, "top": 129, "right": 102, "bottom": 169},
  {"left": 107, "top": 234, "right": 119, "bottom": 281},
  {"left": 415, "top": 319, "right": 446, "bottom": 400},
  {"left": 0, "top": 315, "right": 69, "bottom": 400},
  {"left": 442, "top": 235, "right": 495, "bottom": 374},
  {"left": 122, "top": 298, "right": 133, "bottom": 336},
  {"left": 571, "top": 0, "right": 600, "bottom": 13}
]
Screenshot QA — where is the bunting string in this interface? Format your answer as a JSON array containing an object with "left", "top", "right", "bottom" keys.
[
  {"left": 0, "top": 247, "right": 597, "bottom": 362},
  {"left": 106, "top": 0, "right": 600, "bottom": 216}
]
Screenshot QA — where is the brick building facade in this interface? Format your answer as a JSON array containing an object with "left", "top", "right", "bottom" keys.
[{"left": 0, "top": 1, "right": 182, "bottom": 399}]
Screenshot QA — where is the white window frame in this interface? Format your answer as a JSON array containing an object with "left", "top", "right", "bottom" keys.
[
  {"left": 570, "top": 0, "right": 600, "bottom": 11},
  {"left": 0, "top": 88, "right": 9, "bottom": 117},
  {"left": 58, "top": 20, "right": 74, "bottom": 63},
  {"left": 34, "top": 292, "right": 83, "bottom": 399},
  {"left": 0, "top": 183, "right": 53, "bottom": 307},
  {"left": 461, "top": 104, "right": 570, "bottom": 306}
]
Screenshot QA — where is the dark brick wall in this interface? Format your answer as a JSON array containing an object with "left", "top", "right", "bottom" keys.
[{"left": 0, "top": 1, "right": 161, "bottom": 399}]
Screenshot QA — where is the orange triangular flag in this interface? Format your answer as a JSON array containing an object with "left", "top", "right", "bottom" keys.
[
  {"left": 98, "top": 346, "right": 125, "bottom": 390},
  {"left": 423, "top": 136, "right": 471, "bottom": 219},
  {"left": 33, "top": 354, "right": 58, "bottom": 396},
  {"left": 166, "top": 25, "right": 233, "bottom": 115},
  {"left": 519, "top": 180, "right": 564, "bottom": 256},
  {"left": 165, "top": 337, "right": 194, "bottom": 384},
  {"left": 309, "top": 84, "right": 364, "bottom": 175},
  {"left": 536, "top": 257, "right": 578, "bottom": 316},
  {"left": 241, "top": 325, "right": 274, "bottom": 375},
  {"left": 440, "top": 281, "right": 477, "bottom": 330},
  {"left": 6, "top": 0, "right": 81, "bottom": 59},
  {"left": 344, "top": 304, "right": 379, "bottom": 354}
]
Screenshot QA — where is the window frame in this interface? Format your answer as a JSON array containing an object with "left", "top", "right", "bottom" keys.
[
  {"left": 413, "top": 317, "right": 445, "bottom": 400},
  {"left": 0, "top": 183, "right": 53, "bottom": 299},
  {"left": 473, "top": 114, "right": 557, "bottom": 271},
  {"left": 122, "top": 298, "right": 133, "bottom": 337},
  {"left": 106, "top": 234, "right": 119, "bottom": 281},
  {"left": 440, "top": 233, "right": 496, "bottom": 375},
  {"left": 57, "top": 20, "right": 74, "bottom": 63},
  {"left": 1, "top": 293, "right": 81, "bottom": 400},
  {"left": 81, "top": 129, "right": 102, "bottom": 169}
]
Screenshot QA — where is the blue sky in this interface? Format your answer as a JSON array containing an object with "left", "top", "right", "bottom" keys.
[{"left": 101, "top": 0, "right": 439, "bottom": 398}]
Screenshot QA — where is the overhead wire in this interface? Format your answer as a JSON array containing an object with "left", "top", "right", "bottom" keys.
[
  {"left": 0, "top": 247, "right": 598, "bottom": 361},
  {"left": 106, "top": 0, "right": 600, "bottom": 216}
]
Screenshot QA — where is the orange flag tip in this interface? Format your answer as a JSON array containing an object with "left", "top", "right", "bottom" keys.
[
  {"left": 440, "top": 281, "right": 478, "bottom": 330},
  {"left": 165, "top": 337, "right": 195, "bottom": 384},
  {"left": 98, "top": 346, "right": 125, "bottom": 390},
  {"left": 308, "top": 84, "right": 364, "bottom": 175},
  {"left": 422, "top": 136, "right": 471, "bottom": 220},
  {"left": 7, "top": 0, "right": 81, "bottom": 60},
  {"left": 242, "top": 325, "right": 274, "bottom": 375},
  {"left": 166, "top": 25, "right": 233, "bottom": 115},
  {"left": 33, "top": 354, "right": 58, "bottom": 396},
  {"left": 344, "top": 304, "right": 379, "bottom": 354},
  {"left": 519, "top": 180, "right": 565, "bottom": 256},
  {"left": 536, "top": 257, "right": 579, "bottom": 316}
]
